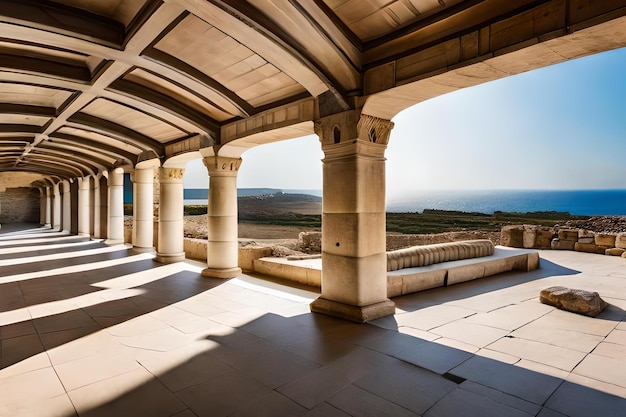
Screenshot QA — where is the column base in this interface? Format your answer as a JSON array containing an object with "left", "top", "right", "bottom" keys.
[
  {"left": 154, "top": 252, "right": 186, "bottom": 264},
  {"left": 310, "top": 297, "right": 396, "bottom": 323},
  {"left": 132, "top": 246, "right": 155, "bottom": 254},
  {"left": 104, "top": 239, "right": 125, "bottom": 246},
  {"left": 201, "top": 267, "right": 242, "bottom": 279}
]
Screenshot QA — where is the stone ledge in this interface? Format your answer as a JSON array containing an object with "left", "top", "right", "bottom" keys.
[{"left": 253, "top": 246, "right": 539, "bottom": 298}]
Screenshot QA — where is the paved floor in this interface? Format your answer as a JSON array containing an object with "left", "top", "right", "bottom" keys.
[{"left": 1, "top": 224, "right": 626, "bottom": 417}]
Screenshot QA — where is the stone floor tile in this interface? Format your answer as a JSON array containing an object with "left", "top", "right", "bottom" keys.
[
  {"left": 106, "top": 314, "right": 171, "bottom": 337},
  {"left": 604, "top": 328, "right": 626, "bottom": 345},
  {"left": 475, "top": 348, "right": 520, "bottom": 364},
  {"left": 304, "top": 402, "right": 351, "bottom": 417},
  {"left": 68, "top": 367, "right": 186, "bottom": 417},
  {"left": 0, "top": 367, "right": 70, "bottom": 416},
  {"left": 0, "top": 307, "right": 31, "bottom": 327},
  {"left": 32, "top": 308, "right": 100, "bottom": 334},
  {"left": 233, "top": 346, "right": 320, "bottom": 389},
  {"left": 169, "top": 410, "right": 199, "bottom": 417},
  {"left": 136, "top": 341, "right": 233, "bottom": 392},
  {"left": 536, "top": 408, "right": 568, "bottom": 417},
  {"left": 516, "top": 359, "right": 570, "bottom": 380},
  {"left": 353, "top": 358, "right": 456, "bottom": 415},
  {"left": 45, "top": 330, "right": 125, "bottom": 365},
  {"left": 510, "top": 323, "right": 604, "bottom": 353},
  {"left": 460, "top": 380, "right": 541, "bottom": 415},
  {"left": 0, "top": 351, "right": 52, "bottom": 379},
  {"left": 395, "top": 305, "right": 476, "bottom": 331},
  {"left": 565, "top": 373, "right": 626, "bottom": 399},
  {"left": 176, "top": 370, "right": 273, "bottom": 417},
  {"left": 430, "top": 321, "right": 509, "bottom": 347},
  {"left": 592, "top": 341, "right": 626, "bottom": 361},
  {"left": 545, "top": 381, "right": 626, "bottom": 417},
  {"left": 394, "top": 339, "right": 473, "bottom": 374},
  {"left": 1, "top": 333, "right": 45, "bottom": 368},
  {"left": 464, "top": 302, "right": 553, "bottom": 331},
  {"left": 531, "top": 309, "right": 618, "bottom": 337},
  {"left": 54, "top": 349, "right": 142, "bottom": 391},
  {"left": 434, "top": 337, "right": 479, "bottom": 353},
  {"left": 572, "top": 353, "right": 626, "bottom": 388},
  {"left": 424, "top": 387, "right": 534, "bottom": 417},
  {"left": 328, "top": 384, "right": 420, "bottom": 417},
  {"left": 397, "top": 326, "right": 441, "bottom": 341},
  {"left": 277, "top": 347, "right": 396, "bottom": 409},
  {"left": 281, "top": 338, "right": 357, "bottom": 366},
  {"left": 449, "top": 355, "right": 562, "bottom": 405},
  {"left": 486, "top": 336, "right": 587, "bottom": 371},
  {"left": 116, "top": 326, "right": 194, "bottom": 352},
  {"left": 227, "top": 391, "right": 308, "bottom": 417}
]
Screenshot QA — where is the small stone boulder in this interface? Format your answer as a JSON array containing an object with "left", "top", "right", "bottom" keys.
[{"left": 540, "top": 286, "right": 608, "bottom": 317}]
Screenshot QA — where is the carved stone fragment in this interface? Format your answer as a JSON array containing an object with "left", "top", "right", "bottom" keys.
[{"left": 540, "top": 286, "right": 608, "bottom": 317}]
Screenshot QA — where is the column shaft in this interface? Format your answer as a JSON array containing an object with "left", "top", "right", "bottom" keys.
[
  {"left": 52, "top": 182, "right": 61, "bottom": 231},
  {"left": 202, "top": 156, "right": 242, "bottom": 278},
  {"left": 106, "top": 168, "right": 125, "bottom": 245},
  {"left": 78, "top": 177, "right": 91, "bottom": 237},
  {"left": 155, "top": 167, "right": 185, "bottom": 263},
  {"left": 132, "top": 167, "right": 155, "bottom": 252},
  {"left": 45, "top": 187, "right": 52, "bottom": 227},
  {"left": 62, "top": 180, "right": 71, "bottom": 233}
]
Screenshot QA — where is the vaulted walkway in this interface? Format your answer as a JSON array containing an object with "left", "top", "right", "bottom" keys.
[{"left": 1, "top": 225, "right": 626, "bottom": 416}]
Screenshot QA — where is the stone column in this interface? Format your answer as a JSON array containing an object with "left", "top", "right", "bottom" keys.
[
  {"left": 155, "top": 167, "right": 185, "bottom": 263},
  {"left": 52, "top": 182, "right": 61, "bottom": 231},
  {"left": 98, "top": 176, "right": 108, "bottom": 239},
  {"left": 202, "top": 156, "right": 242, "bottom": 278},
  {"left": 44, "top": 186, "right": 52, "bottom": 227},
  {"left": 106, "top": 168, "right": 125, "bottom": 245},
  {"left": 93, "top": 175, "right": 101, "bottom": 238},
  {"left": 39, "top": 188, "right": 46, "bottom": 225},
  {"left": 132, "top": 166, "right": 156, "bottom": 253},
  {"left": 62, "top": 180, "right": 71, "bottom": 232},
  {"left": 77, "top": 177, "right": 91, "bottom": 237},
  {"left": 310, "top": 112, "right": 396, "bottom": 322}
]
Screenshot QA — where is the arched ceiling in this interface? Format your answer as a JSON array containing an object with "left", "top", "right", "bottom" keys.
[{"left": 0, "top": 0, "right": 625, "bottom": 182}]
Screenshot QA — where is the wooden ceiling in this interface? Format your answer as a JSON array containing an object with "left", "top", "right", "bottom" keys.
[{"left": 0, "top": 0, "right": 625, "bottom": 182}]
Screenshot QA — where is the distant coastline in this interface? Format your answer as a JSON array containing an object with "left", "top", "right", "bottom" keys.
[{"left": 183, "top": 188, "right": 626, "bottom": 216}]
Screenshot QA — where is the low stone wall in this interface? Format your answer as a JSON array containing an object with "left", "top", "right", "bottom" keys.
[
  {"left": 386, "top": 240, "right": 494, "bottom": 271},
  {"left": 299, "top": 230, "right": 499, "bottom": 253},
  {"left": 501, "top": 225, "right": 626, "bottom": 258}
]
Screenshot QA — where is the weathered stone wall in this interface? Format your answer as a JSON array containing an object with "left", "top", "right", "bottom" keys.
[
  {"left": 502, "top": 224, "right": 626, "bottom": 258},
  {"left": 299, "top": 230, "right": 499, "bottom": 253},
  {"left": 0, "top": 187, "right": 40, "bottom": 223}
]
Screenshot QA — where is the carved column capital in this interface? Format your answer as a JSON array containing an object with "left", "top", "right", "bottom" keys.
[
  {"left": 202, "top": 156, "right": 242, "bottom": 176},
  {"left": 315, "top": 111, "right": 394, "bottom": 150},
  {"left": 159, "top": 167, "right": 185, "bottom": 183}
]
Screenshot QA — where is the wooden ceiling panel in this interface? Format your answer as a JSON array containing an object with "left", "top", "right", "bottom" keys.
[
  {"left": 0, "top": 114, "right": 50, "bottom": 126},
  {"left": 80, "top": 98, "right": 189, "bottom": 143},
  {"left": 49, "top": 0, "right": 150, "bottom": 27},
  {"left": 0, "top": 83, "right": 73, "bottom": 108}
]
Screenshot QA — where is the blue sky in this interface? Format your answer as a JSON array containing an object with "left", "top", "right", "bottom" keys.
[{"left": 184, "top": 46, "right": 626, "bottom": 197}]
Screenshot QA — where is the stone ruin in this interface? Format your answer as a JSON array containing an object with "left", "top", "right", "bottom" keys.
[{"left": 502, "top": 225, "right": 626, "bottom": 258}]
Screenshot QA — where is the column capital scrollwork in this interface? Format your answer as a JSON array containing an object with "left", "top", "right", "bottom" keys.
[
  {"left": 202, "top": 156, "right": 242, "bottom": 176},
  {"left": 314, "top": 111, "right": 394, "bottom": 148}
]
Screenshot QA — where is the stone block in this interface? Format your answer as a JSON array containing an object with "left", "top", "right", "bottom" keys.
[
  {"left": 540, "top": 286, "right": 608, "bottom": 317},
  {"left": 401, "top": 269, "right": 446, "bottom": 294},
  {"left": 616, "top": 233, "right": 626, "bottom": 249},
  {"left": 578, "top": 229, "right": 595, "bottom": 239},
  {"left": 577, "top": 237, "right": 594, "bottom": 244},
  {"left": 605, "top": 248, "right": 625, "bottom": 256},
  {"left": 447, "top": 264, "right": 485, "bottom": 285},
  {"left": 523, "top": 225, "right": 537, "bottom": 249},
  {"left": 575, "top": 242, "right": 610, "bottom": 254},
  {"left": 551, "top": 238, "right": 575, "bottom": 250},
  {"left": 239, "top": 246, "right": 273, "bottom": 271},
  {"left": 534, "top": 229, "right": 554, "bottom": 249},
  {"left": 558, "top": 229, "right": 579, "bottom": 241},
  {"left": 501, "top": 225, "right": 524, "bottom": 247},
  {"left": 595, "top": 233, "right": 616, "bottom": 247},
  {"left": 387, "top": 275, "right": 403, "bottom": 298}
]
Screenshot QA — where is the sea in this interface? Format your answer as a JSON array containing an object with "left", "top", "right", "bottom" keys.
[
  {"left": 183, "top": 188, "right": 626, "bottom": 216},
  {"left": 386, "top": 189, "right": 626, "bottom": 216}
]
